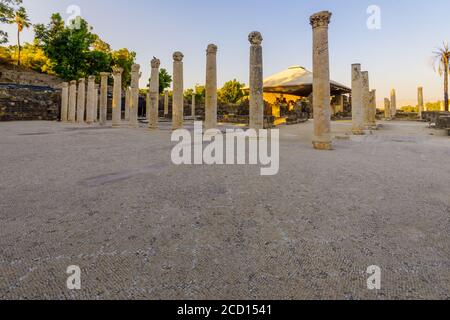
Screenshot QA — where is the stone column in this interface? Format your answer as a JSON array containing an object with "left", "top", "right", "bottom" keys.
[
  {"left": 390, "top": 89, "right": 397, "bottom": 118},
  {"left": 76, "top": 78, "right": 86, "bottom": 123},
  {"left": 68, "top": 80, "right": 77, "bottom": 123},
  {"left": 249, "top": 32, "right": 264, "bottom": 131},
  {"left": 124, "top": 87, "right": 131, "bottom": 121},
  {"left": 60, "top": 82, "right": 69, "bottom": 122},
  {"left": 369, "top": 89, "right": 377, "bottom": 129},
  {"left": 164, "top": 90, "right": 169, "bottom": 116},
  {"left": 351, "top": 64, "right": 364, "bottom": 135},
  {"left": 99, "top": 72, "right": 109, "bottom": 125},
  {"left": 336, "top": 95, "right": 344, "bottom": 113},
  {"left": 148, "top": 57, "right": 160, "bottom": 129},
  {"left": 112, "top": 66, "right": 123, "bottom": 127},
  {"left": 191, "top": 94, "right": 196, "bottom": 117},
  {"left": 93, "top": 85, "right": 99, "bottom": 122},
  {"left": 129, "top": 64, "right": 140, "bottom": 128},
  {"left": 205, "top": 44, "right": 218, "bottom": 130},
  {"left": 172, "top": 52, "right": 184, "bottom": 130},
  {"left": 310, "top": 11, "right": 333, "bottom": 150},
  {"left": 384, "top": 98, "right": 391, "bottom": 120},
  {"left": 361, "top": 71, "right": 371, "bottom": 129},
  {"left": 417, "top": 87, "right": 424, "bottom": 119},
  {"left": 86, "top": 75, "right": 96, "bottom": 124}
]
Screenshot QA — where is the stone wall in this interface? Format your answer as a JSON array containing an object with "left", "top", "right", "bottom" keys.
[
  {"left": 0, "top": 84, "right": 60, "bottom": 121},
  {"left": 0, "top": 62, "right": 63, "bottom": 89}
]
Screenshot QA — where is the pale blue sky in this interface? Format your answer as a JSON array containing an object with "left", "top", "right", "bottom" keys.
[{"left": 3, "top": 0, "right": 450, "bottom": 105}]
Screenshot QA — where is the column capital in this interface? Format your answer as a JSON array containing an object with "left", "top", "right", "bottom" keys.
[
  {"left": 88, "top": 75, "right": 96, "bottom": 82},
  {"left": 173, "top": 51, "right": 184, "bottom": 62},
  {"left": 78, "top": 78, "right": 85, "bottom": 83},
  {"left": 100, "top": 72, "right": 110, "bottom": 77},
  {"left": 206, "top": 44, "right": 218, "bottom": 54},
  {"left": 131, "top": 64, "right": 141, "bottom": 73},
  {"left": 62, "top": 82, "right": 69, "bottom": 88},
  {"left": 151, "top": 57, "right": 161, "bottom": 69},
  {"left": 248, "top": 31, "right": 263, "bottom": 46},
  {"left": 112, "top": 66, "right": 124, "bottom": 75},
  {"left": 70, "top": 80, "right": 77, "bottom": 85},
  {"left": 310, "top": 11, "right": 332, "bottom": 29}
]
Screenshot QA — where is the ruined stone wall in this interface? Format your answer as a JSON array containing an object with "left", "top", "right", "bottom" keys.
[
  {"left": 0, "top": 63, "right": 63, "bottom": 89},
  {"left": 0, "top": 85, "right": 60, "bottom": 121}
]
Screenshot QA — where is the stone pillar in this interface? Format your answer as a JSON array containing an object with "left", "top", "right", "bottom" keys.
[
  {"left": 68, "top": 80, "right": 77, "bottom": 123},
  {"left": 172, "top": 52, "right": 184, "bottom": 130},
  {"left": 361, "top": 71, "right": 370, "bottom": 129},
  {"left": 390, "top": 89, "right": 397, "bottom": 118},
  {"left": 164, "top": 90, "right": 169, "bottom": 116},
  {"left": 112, "top": 66, "right": 123, "bottom": 127},
  {"left": 99, "top": 72, "right": 109, "bottom": 125},
  {"left": 86, "top": 75, "right": 96, "bottom": 124},
  {"left": 148, "top": 57, "right": 160, "bottom": 129},
  {"left": 205, "top": 44, "right": 218, "bottom": 130},
  {"left": 129, "top": 64, "right": 140, "bottom": 128},
  {"left": 191, "top": 94, "right": 196, "bottom": 118},
  {"left": 310, "top": 11, "right": 332, "bottom": 150},
  {"left": 76, "top": 78, "right": 86, "bottom": 123},
  {"left": 369, "top": 89, "right": 377, "bottom": 129},
  {"left": 384, "top": 98, "right": 391, "bottom": 120},
  {"left": 93, "top": 85, "right": 99, "bottom": 122},
  {"left": 249, "top": 32, "right": 264, "bottom": 131},
  {"left": 417, "top": 87, "right": 424, "bottom": 119},
  {"left": 336, "top": 95, "right": 344, "bottom": 114},
  {"left": 351, "top": 64, "right": 364, "bottom": 135},
  {"left": 60, "top": 82, "right": 69, "bottom": 122},
  {"left": 124, "top": 87, "right": 131, "bottom": 121}
]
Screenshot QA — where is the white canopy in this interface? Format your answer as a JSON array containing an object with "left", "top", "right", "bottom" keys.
[{"left": 263, "top": 66, "right": 351, "bottom": 96}]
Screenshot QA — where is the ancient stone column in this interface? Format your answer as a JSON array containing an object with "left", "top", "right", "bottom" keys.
[
  {"left": 68, "top": 80, "right": 77, "bottom": 123},
  {"left": 112, "top": 66, "right": 123, "bottom": 127},
  {"left": 60, "top": 82, "right": 69, "bottom": 122},
  {"left": 418, "top": 87, "right": 424, "bottom": 119},
  {"left": 310, "top": 11, "right": 333, "bottom": 150},
  {"left": 205, "top": 44, "right": 218, "bottom": 130},
  {"left": 249, "top": 32, "right": 264, "bottom": 131},
  {"left": 336, "top": 95, "right": 344, "bottom": 114},
  {"left": 351, "top": 64, "right": 364, "bottom": 135},
  {"left": 369, "top": 89, "right": 377, "bottom": 129},
  {"left": 164, "top": 90, "right": 169, "bottom": 116},
  {"left": 99, "top": 72, "right": 109, "bottom": 125},
  {"left": 384, "top": 98, "right": 391, "bottom": 120},
  {"left": 76, "top": 78, "right": 86, "bottom": 123},
  {"left": 148, "top": 57, "right": 160, "bottom": 129},
  {"left": 191, "top": 94, "right": 196, "bottom": 118},
  {"left": 172, "top": 52, "right": 184, "bottom": 130},
  {"left": 86, "top": 75, "right": 96, "bottom": 124},
  {"left": 362, "top": 71, "right": 370, "bottom": 129},
  {"left": 390, "top": 89, "right": 397, "bottom": 118},
  {"left": 124, "top": 87, "right": 131, "bottom": 121},
  {"left": 93, "top": 84, "right": 99, "bottom": 122},
  {"left": 129, "top": 64, "right": 140, "bottom": 128}
]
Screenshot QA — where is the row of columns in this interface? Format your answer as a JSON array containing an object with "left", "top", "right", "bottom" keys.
[{"left": 351, "top": 65, "right": 377, "bottom": 134}]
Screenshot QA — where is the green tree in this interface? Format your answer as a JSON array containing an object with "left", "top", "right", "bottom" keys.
[
  {"left": 433, "top": 43, "right": 450, "bottom": 112},
  {"left": 158, "top": 68, "right": 172, "bottom": 94},
  {"left": 13, "top": 6, "right": 30, "bottom": 65},
  {"left": 184, "top": 85, "right": 205, "bottom": 103},
  {"left": 8, "top": 40, "right": 53, "bottom": 72},
  {"left": 0, "top": 0, "right": 22, "bottom": 44},
  {"left": 34, "top": 13, "right": 97, "bottom": 79},
  {"left": 218, "top": 79, "right": 246, "bottom": 105}
]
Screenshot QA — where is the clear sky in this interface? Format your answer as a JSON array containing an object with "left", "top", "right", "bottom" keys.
[{"left": 3, "top": 0, "right": 450, "bottom": 106}]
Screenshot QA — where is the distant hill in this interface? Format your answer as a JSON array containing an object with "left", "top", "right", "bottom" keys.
[{"left": 0, "top": 61, "right": 63, "bottom": 89}]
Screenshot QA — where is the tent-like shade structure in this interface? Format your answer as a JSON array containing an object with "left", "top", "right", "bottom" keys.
[{"left": 263, "top": 66, "right": 351, "bottom": 96}]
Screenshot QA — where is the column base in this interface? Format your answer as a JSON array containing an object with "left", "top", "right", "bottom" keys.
[
  {"left": 313, "top": 141, "right": 333, "bottom": 150},
  {"left": 352, "top": 129, "right": 365, "bottom": 135}
]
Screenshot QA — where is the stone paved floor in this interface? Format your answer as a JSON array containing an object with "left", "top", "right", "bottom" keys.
[{"left": 0, "top": 120, "right": 449, "bottom": 300}]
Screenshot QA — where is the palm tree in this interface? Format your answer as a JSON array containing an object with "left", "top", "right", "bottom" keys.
[
  {"left": 433, "top": 43, "right": 450, "bottom": 112},
  {"left": 14, "top": 6, "right": 31, "bottom": 66}
]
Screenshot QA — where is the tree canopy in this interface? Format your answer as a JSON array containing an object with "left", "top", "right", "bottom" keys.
[{"left": 0, "top": 0, "right": 22, "bottom": 43}]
